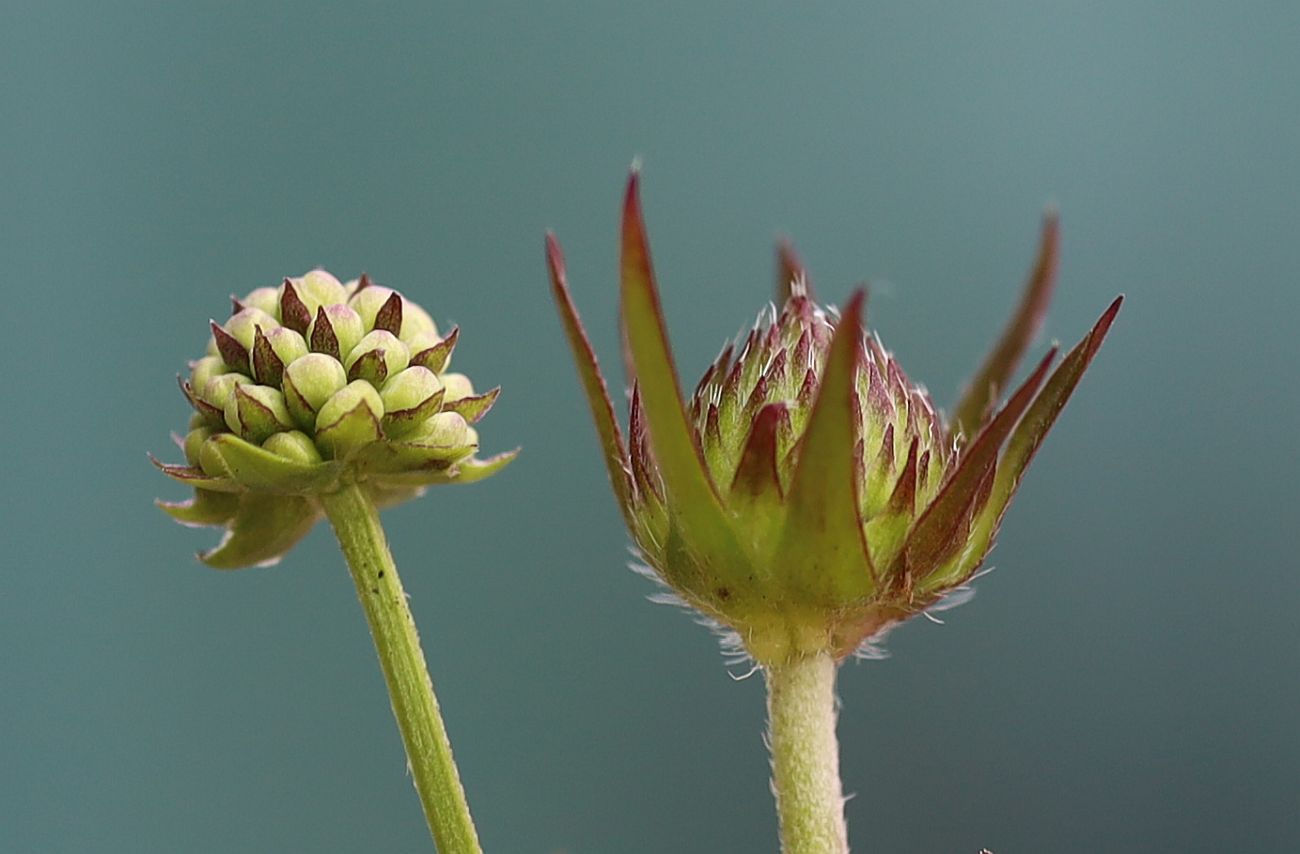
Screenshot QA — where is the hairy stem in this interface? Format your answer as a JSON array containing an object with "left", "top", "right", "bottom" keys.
[
  {"left": 320, "top": 482, "right": 482, "bottom": 854},
  {"left": 766, "top": 651, "right": 848, "bottom": 854}
]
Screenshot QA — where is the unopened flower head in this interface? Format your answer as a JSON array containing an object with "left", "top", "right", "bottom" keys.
[
  {"left": 155, "top": 271, "right": 515, "bottom": 568},
  {"left": 548, "top": 173, "right": 1120, "bottom": 665}
]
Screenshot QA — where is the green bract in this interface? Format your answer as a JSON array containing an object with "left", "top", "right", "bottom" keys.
[
  {"left": 548, "top": 174, "right": 1121, "bottom": 665},
  {"left": 155, "top": 271, "right": 516, "bottom": 569}
]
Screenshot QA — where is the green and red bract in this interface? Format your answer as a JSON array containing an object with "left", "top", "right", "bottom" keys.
[
  {"left": 155, "top": 270, "right": 516, "bottom": 569},
  {"left": 548, "top": 171, "right": 1121, "bottom": 665}
]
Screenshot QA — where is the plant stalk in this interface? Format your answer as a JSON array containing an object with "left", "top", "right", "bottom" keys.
[
  {"left": 320, "top": 482, "right": 482, "bottom": 854},
  {"left": 766, "top": 651, "right": 848, "bottom": 854}
]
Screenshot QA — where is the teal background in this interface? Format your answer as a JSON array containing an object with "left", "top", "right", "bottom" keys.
[{"left": 2, "top": 2, "right": 1296, "bottom": 852}]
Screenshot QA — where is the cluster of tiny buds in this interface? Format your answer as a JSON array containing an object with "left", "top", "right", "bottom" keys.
[{"left": 180, "top": 270, "right": 494, "bottom": 476}]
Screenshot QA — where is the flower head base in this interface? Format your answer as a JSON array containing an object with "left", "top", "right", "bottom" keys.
[
  {"left": 155, "top": 270, "right": 516, "bottom": 568},
  {"left": 548, "top": 173, "right": 1120, "bottom": 665}
]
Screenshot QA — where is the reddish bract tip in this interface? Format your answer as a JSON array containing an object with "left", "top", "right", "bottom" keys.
[
  {"left": 279, "top": 279, "right": 311, "bottom": 334},
  {"left": 731, "top": 402, "right": 788, "bottom": 500},
  {"left": 776, "top": 238, "right": 815, "bottom": 303},
  {"left": 373, "top": 292, "right": 404, "bottom": 336},
  {"left": 310, "top": 306, "right": 340, "bottom": 360},
  {"left": 953, "top": 210, "right": 1061, "bottom": 441},
  {"left": 545, "top": 230, "right": 635, "bottom": 524},
  {"left": 210, "top": 320, "right": 250, "bottom": 374},
  {"left": 903, "top": 343, "right": 1059, "bottom": 574},
  {"left": 774, "top": 288, "right": 876, "bottom": 598}
]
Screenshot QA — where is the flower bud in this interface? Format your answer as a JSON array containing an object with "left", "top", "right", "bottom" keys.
[
  {"left": 224, "top": 383, "right": 293, "bottom": 444},
  {"left": 262, "top": 430, "right": 323, "bottom": 465},
  {"left": 348, "top": 286, "right": 401, "bottom": 333},
  {"left": 407, "top": 412, "right": 475, "bottom": 462},
  {"left": 239, "top": 286, "right": 281, "bottom": 317},
  {"left": 547, "top": 175, "right": 1120, "bottom": 663},
  {"left": 400, "top": 300, "right": 437, "bottom": 342},
  {"left": 183, "top": 426, "right": 213, "bottom": 467},
  {"left": 345, "top": 330, "right": 409, "bottom": 385},
  {"left": 252, "top": 326, "right": 308, "bottom": 386},
  {"left": 158, "top": 269, "right": 515, "bottom": 569},
  {"left": 189, "top": 355, "right": 225, "bottom": 398},
  {"left": 315, "top": 380, "right": 384, "bottom": 458},
  {"left": 440, "top": 372, "right": 474, "bottom": 403},
  {"left": 282, "top": 353, "right": 348, "bottom": 429},
  {"left": 294, "top": 270, "right": 348, "bottom": 314},
  {"left": 308, "top": 304, "right": 365, "bottom": 361},
  {"left": 199, "top": 372, "right": 250, "bottom": 414},
  {"left": 380, "top": 366, "right": 445, "bottom": 436},
  {"left": 224, "top": 307, "right": 279, "bottom": 352}
]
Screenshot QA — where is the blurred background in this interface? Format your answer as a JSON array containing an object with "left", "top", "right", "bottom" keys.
[{"left": 2, "top": 2, "right": 1296, "bottom": 852}]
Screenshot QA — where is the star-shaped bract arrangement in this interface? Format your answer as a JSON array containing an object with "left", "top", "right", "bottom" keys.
[{"left": 548, "top": 173, "right": 1120, "bottom": 664}]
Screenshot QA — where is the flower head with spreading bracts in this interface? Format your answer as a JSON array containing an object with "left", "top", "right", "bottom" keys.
[
  {"left": 548, "top": 173, "right": 1120, "bottom": 665},
  {"left": 154, "top": 270, "right": 516, "bottom": 568}
]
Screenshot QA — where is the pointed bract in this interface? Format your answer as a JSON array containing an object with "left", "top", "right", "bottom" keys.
[
  {"left": 252, "top": 326, "right": 286, "bottom": 386},
  {"left": 619, "top": 172, "right": 744, "bottom": 572},
  {"left": 373, "top": 291, "right": 404, "bottom": 335},
  {"left": 444, "top": 387, "right": 500, "bottom": 424},
  {"left": 547, "top": 178, "right": 1121, "bottom": 665},
  {"left": 965, "top": 297, "right": 1123, "bottom": 556},
  {"left": 546, "top": 232, "right": 635, "bottom": 523},
  {"left": 199, "top": 494, "right": 320, "bottom": 569},
  {"left": 210, "top": 321, "right": 250, "bottom": 375},
  {"left": 411, "top": 326, "right": 459, "bottom": 374},
  {"left": 952, "top": 210, "right": 1060, "bottom": 440},
  {"left": 279, "top": 279, "right": 312, "bottom": 333},
  {"left": 202, "top": 432, "right": 341, "bottom": 493},
  {"left": 731, "top": 402, "right": 788, "bottom": 503},
  {"left": 157, "top": 489, "right": 240, "bottom": 528},
  {"left": 776, "top": 238, "right": 815, "bottom": 302},
  {"left": 901, "top": 345, "right": 1057, "bottom": 577},
  {"left": 774, "top": 290, "right": 875, "bottom": 601}
]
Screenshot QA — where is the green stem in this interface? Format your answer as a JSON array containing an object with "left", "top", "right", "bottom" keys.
[
  {"left": 320, "top": 482, "right": 483, "bottom": 854},
  {"left": 766, "top": 651, "right": 848, "bottom": 854}
]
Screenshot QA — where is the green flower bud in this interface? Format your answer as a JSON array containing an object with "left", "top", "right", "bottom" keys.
[
  {"left": 199, "top": 372, "right": 250, "bottom": 414},
  {"left": 370, "top": 411, "right": 476, "bottom": 471},
  {"left": 315, "top": 380, "right": 384, "bottom": 458},
  {"left": 252, "top": 326, "right": 309, "bottom": 387},
  {"left": 262, "top": 430, "right": 323, "bottom": 465},
  {"left": 348, "top": 285, "right": 401, "bottom": 333},
  {"left": 224, "top": 307, "right": 279, "bottom": 352},
  {"left": 308, "top": 304, "right": 365, "bottom": 361},
  {"left": 185, "top": 359, "right": 228, "bottom": 424},
  {"left": 410, "top": 412, "right": 474, "bottom": 462},
  {"left": 548, "top": 175, "right": 1121, "bottom": 664},
  {"left": 183, "top": 426, "right": 213, "bottom": 467},
  {"left": 282, "top": 353, "right": 348, "bottom": 428},
  {"left": 224, "top": 383, "right": 293, "bottom": 444},
  {"left": 240, "top": 286, "right": 281, "bottom": 317},
  {"left": 294, "top": 269, "right": 348, "bottom": 313},
  {"left": 440, "top": 372, "right": 473, "bottom": 403},
  {"left": 380, "top": 366, "right": 445, "bottom": 437},
  {"left": 400, "top": 300, "right": 437, "bottom": 343},
  {"left": 157, "top": 270, "right": 516, "bottom": 569},
  {"left": 345, "top": 330, "right": 409, "bottom": 385},
  {"left": 197, "top": 434, "right": 232, "bottom": 478},
  {"left": 189, "top": 356, "right": 224, "bottom": 398}
]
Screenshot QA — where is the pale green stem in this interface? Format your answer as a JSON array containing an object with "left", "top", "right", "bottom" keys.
[
  {"left": 320, "top": 482, "right": 483, "bottom": 854},
  {"left": 766, "top": 651, "right": 849, "bottom": 854}
]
